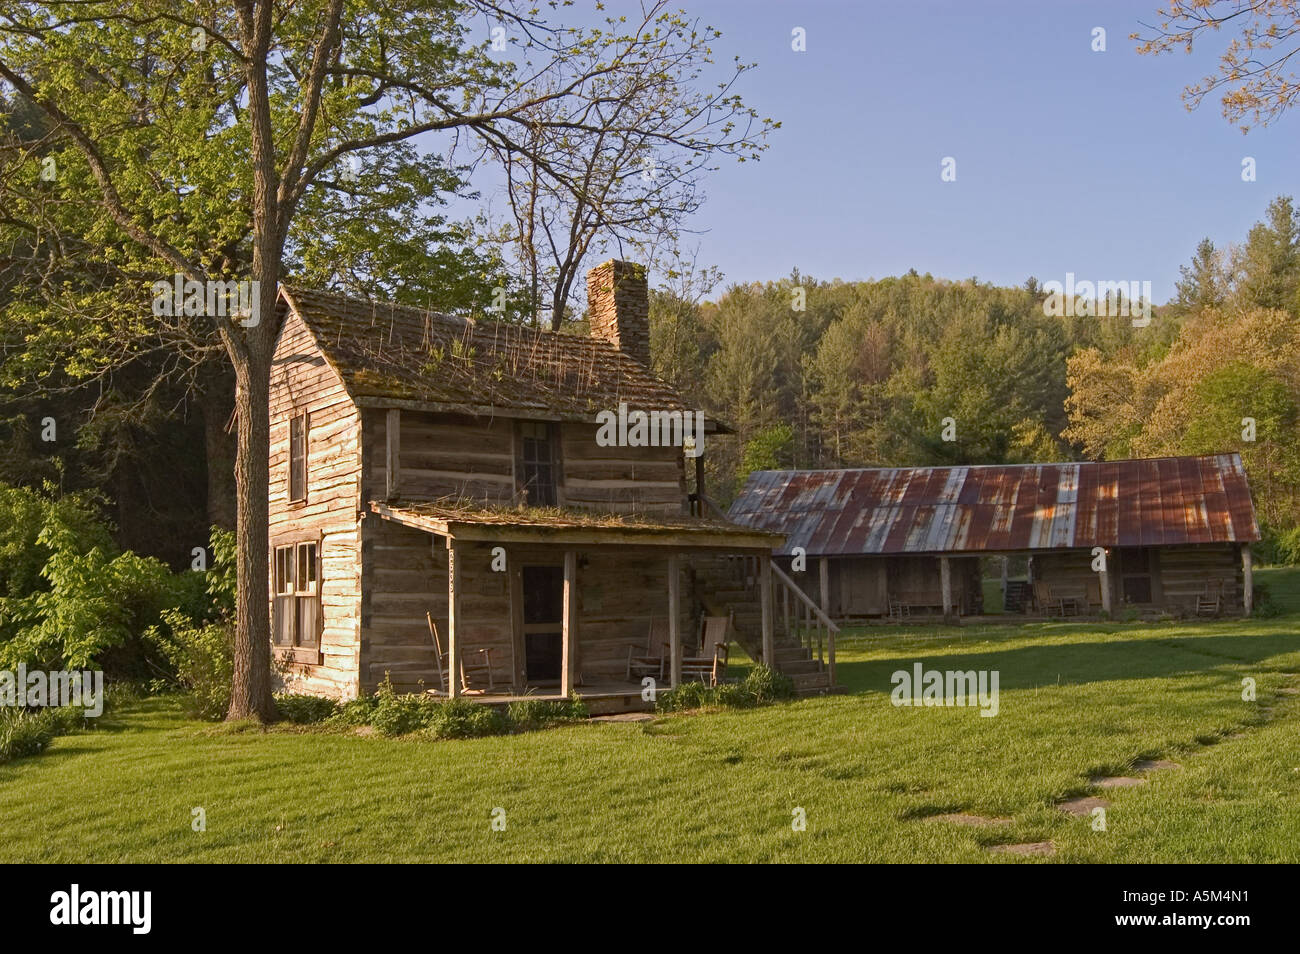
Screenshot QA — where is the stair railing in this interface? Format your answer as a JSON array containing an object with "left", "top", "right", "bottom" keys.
[{"left": 770, "top": 562, "right": 839, "bottom": 687}]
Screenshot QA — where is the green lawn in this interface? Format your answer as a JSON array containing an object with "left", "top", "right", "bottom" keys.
[{"left": 3, "top": 569, "right": 1298, "bottom": 863}]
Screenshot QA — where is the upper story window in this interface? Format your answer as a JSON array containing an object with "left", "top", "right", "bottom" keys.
[
  {"left": 518, "top": 422, "right": 558, "bottom": 507},
  {"left": 289, "top": 413, "right": 308, "bottom": 503}
]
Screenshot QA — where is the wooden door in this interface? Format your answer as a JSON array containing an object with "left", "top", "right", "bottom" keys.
[{"left": 522, "top": 565, "right": 565, "bottom": 683}]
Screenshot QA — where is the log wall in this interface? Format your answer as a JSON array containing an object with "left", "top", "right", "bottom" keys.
[{"left": 269, "top": 309, "right": 363, "bottom": 699}]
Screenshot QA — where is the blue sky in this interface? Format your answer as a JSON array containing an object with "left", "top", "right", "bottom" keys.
[{"left": 630, "top": 0, "right": 1300, "bottom": 302}]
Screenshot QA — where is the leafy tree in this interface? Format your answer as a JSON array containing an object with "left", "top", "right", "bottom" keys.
[
  {"left": 1175, "top": 237, "right": 1227, "bottom": 312},
  {"left": 0, "top": 0, "right": 770, "bottom": 720},
  {"left": 1238, "top": 196, "right": 1300, "bottom": 312},
  {"left": 1137, "top": 0, "right": 1300, "bottom": 130}
]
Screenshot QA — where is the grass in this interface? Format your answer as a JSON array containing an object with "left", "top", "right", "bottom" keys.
[{"left": 1, "top": 568, "right": 1297, "bottom": 863}]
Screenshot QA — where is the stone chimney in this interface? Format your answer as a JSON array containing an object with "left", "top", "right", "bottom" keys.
[{"left": 586, "top": 259, "right": 650, "bottom": 367}]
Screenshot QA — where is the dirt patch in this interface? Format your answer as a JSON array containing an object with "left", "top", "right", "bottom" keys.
[
  {"left": 987, "top": 841, "right": 1055, "bottom": 856},
  {"left": 1090, "top": 775, "right": 1146, "bottom": 789},
  {"left": 1057, "top": 795, "right": 1109, "bottom": 816},
  {"left": 930, "top": 812, "right": 1012, "bottom": 827},
  {"left": 1134, "top": 759, "right": 1181, "bottom": 772}
]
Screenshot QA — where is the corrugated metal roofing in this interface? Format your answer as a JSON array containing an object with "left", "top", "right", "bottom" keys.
[{"left": 727, "top": 455, "right": 1260, "bottom": 556}]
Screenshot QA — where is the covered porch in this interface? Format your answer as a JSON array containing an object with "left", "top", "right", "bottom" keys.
[{"left": 365, "top": 501, "right": 782, "bottom": 711}]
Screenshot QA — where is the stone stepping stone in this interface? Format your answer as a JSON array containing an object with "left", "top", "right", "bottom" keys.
[
  {"left": 930, "top": 812, "right": 1012, "bottom": 827},
  {"left": 1090, "top": 775, "right": 1146, "bottom": 788},
  {"left": 987, "top": 841, "right": 1055, "bottom": 856},
  {"left": 591, "top": 712, "right": 655, "bottom": 723},
  {"left": 1057, "top": 795, "right": 1109, "bottom": 816},
  {"left": 1133, "top": 759, "right": 1181, "bottom": 772}
]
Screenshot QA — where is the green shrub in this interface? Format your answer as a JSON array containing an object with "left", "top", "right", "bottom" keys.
[
  {"left": 370, "top": 677, "right": 444, "bottom": 736},
  {"left": 506, "top": 696, "right": 588, "bottom": 731},
  {"left": 741, "top": 664, "right": 794, "bottom": 704},
  {"left": 0, "top": 701, "right": 93, "bottom": 763},
  {"left": 0, "top": 708, "right": 56, "bottom": 762},
  {"left": 713, "top": 682, "right": 756, "bottom": 708},
  {"left": 274, "top": 693, "right": 338, "bottom": 724},
  {"left": 422, "top": 698, "right": 510, "bottom": 739},
  {"left": 656, "top": 680, "right": 709, "bottom": 712},
  {"left": 153, "top": 611, "right": 232, "bottom": 720},
  {"left": 327, "top": 695, "right": 379, "bottom": 728}
]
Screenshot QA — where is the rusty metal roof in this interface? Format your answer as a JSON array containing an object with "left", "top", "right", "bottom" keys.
[{"left": 727, "top": 455, "right": 1260, "bottom": 556}]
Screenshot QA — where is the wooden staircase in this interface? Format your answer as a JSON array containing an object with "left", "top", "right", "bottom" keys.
[{"left": 689, "top": 554, "right": 837, "bottom": 697}]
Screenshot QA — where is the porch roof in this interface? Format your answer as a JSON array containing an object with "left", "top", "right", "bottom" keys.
[{"left": 367, "top": 500, "right": 782, "bottom": 550}]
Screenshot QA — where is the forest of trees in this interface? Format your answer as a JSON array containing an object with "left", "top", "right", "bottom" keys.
[
  {"left": 648, "top": 197, "right": 1300, "bottom": 559},
  {"left": 4, "top": 192, "right": 1299, "bottom": 565}
]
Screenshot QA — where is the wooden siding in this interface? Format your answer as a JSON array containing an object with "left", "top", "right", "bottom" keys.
[
  {"left": 269, "top": 308, "right": 363, "bottom": 699},
  {"left": 362, "top": 410, "right": 688, "bottom": 515},
  {"left": 560, "top": 422, "right": 686, "bottom": 514},
  {"left": 360, "top": 532, "right": 686, "bottom": 692},
  {"left": 780, "top": 555, "right": 980, "bottom": 617},
  {"left": 1033, "top": 544, "right": 1243, "bottom": 614}
]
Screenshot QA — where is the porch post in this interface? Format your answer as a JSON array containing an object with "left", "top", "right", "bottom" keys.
[
  {"left": 1242, "top": 544, "right": 1253, "bottom": 616},
  {"left": 760, "top": 553, "right": 775, "bottom": 666},
  {"left": 1099, "top": 550, "right": 1112, "bottom": 616},
  {"left": 667, "top": 553, "right": 682, "bottom": 689},
  {"left": 385, "top": 408, "right": 401, "bottom": 501},
  {"left": 940, "top": 556, "right": 953, "bottom": 622},
  {"left": 561, "top": 550, "right": 578, "bottom": 697},
  {"left": 447, "top": 540, "right": 461, "bottom": 698},
  {"left": 819, "top": 556, "right": 830, "bottom": 618}
]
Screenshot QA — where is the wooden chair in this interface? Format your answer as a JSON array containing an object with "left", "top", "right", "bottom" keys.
[
  {"left": 626, "top": 617, "right": 669, "bottom": 682},
  {"left": 1085, "top": 578, "right": 1104, "bottom": 614},
  {"left": 1033, "top": 581, "right": 1071, "bottom": 616},
  {"left": 888, "top": 596, "right": 911, "bottom": 622},
  {"left": 427, "top": 613, "right": 494, "bottom": 693},
  {"left": 1197, "top": 579, "right": 1223, "bottom": 618},
  {"left": 681, "top": 614, "right": 731, "bottom": 686}
]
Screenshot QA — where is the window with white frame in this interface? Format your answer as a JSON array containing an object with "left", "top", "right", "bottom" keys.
[{"left": 273, "top": 540, "right": 319, "bottom": 660}]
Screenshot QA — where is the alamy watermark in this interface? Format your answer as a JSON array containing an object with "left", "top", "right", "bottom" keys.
[
  {"left": 0, "top": 665, "right": 103, "bottom": 716},
  {"left": 595, "top": 402, "right": 705, "bottom": 458},
  {"left": 891, "top": 663, "right": 999, "bottom": 717},
  {"left": 1042, "top": 273, "right": 1151, "bottom": 327},
  {"left": 151, "top": 275, "right": 261, "bottom": 327}
]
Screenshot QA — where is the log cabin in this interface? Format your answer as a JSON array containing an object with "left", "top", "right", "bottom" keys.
[
  {"left": 268, "top": 261, "right": 835, "bottom": 710},
  {"left": 728, "top": 457, "right": 1261, "bottom": 622}
]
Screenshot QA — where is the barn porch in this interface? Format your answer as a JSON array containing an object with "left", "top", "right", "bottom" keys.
[{"left": 364, "top": 501, "right": 782, "bottom": 710}]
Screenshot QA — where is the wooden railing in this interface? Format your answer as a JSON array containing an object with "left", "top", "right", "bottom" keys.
[
  {"left": 690, "top": 493, "right": 839, "bottom": 687},
  {"left": 771, "top": 562, "right": 839, "bottom": 686}
]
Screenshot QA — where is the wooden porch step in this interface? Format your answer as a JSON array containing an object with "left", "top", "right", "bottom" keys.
[{"left": 779, "top": 659, "right": 823, "bottom": 675}]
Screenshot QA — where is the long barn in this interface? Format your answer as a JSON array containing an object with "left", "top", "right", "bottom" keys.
[{"left": 728, "top": 456, "right": 1261, "bottom": 621}]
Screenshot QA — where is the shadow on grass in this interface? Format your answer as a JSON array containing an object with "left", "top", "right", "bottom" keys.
[{"left": 835, "top": 631, "right": 1300, "bottom": 695}]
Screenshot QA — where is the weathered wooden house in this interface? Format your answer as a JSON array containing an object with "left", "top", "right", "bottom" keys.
[
  {"left": 728, "top": 456, "right": 1260, "bottom": 621},
  {"left": 268, "top": 261, "right": 835, "bottom": 709}
]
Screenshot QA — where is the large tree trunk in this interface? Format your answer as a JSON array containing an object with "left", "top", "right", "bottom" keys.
[{"left": 226, "top": 347, "right": 276, "bottom": 721}]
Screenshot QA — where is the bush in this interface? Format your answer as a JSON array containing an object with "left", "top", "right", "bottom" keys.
[
  {"left": 655, "top": 665, "right": 795, "bottom": 713},
  {"left": 369, "top": 677, "right": 444, "bottom": 736},
  {"left": 154, "top": 612, "right": 232, "bottom": 721},
  {"left": 327, "top": 695, "right": 379, "bottom": 728},
  {"left": 741, "top": 664, "right": 795, "bottom": 704},
  {"left": 1258, "top": 524, "right": 1300, "bottom": 566},
  {"left": 275, "top": 693, "right": 338, "bottom": 724},
  {"left": 506, "top": 696, "right": 588, "bottom": 731},
  {"left": 421, "top": 698, "right": 510, "bottom": 739},
  {"left": 0, "top": 702, "right": 92, "bottom": 763},
  {"left": 0, "top": 708, "right": 55, "bottom": 761}
]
